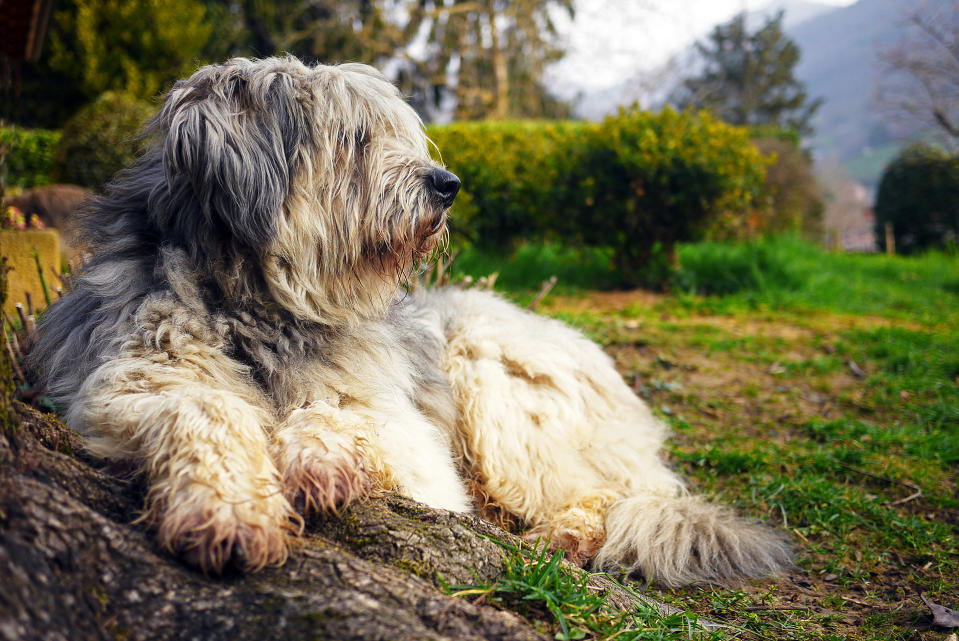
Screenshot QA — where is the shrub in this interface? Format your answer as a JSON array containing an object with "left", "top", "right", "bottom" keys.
[
  {"left": 427, "top": 121, "right": 587, "bottom": 247},
  {"left": 51, "top": 92, "right": 157, "bottom": 190},
  {"left": 743, "top": 136, "right": 822, "bottom": 239},
  {"left": 429, "top": 110, "right": 769, "bottom": 287},
  {"left": 874, "top": 144, "right": 959, "bottom": 253},
  {"left": 0, "top": 127, "right": 62, "bottom": 188},
  {"left": 566, "top": 108, "right": 768, "bottom": 287}
]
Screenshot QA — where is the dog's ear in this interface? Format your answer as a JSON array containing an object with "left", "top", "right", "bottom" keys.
[{"left": 159, "top": 70, "right": 305, "bottom": 250}]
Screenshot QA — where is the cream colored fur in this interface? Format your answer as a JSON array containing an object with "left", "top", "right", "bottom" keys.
[{"left": 33, "top": 56, "right": 791, "bottom": 585}]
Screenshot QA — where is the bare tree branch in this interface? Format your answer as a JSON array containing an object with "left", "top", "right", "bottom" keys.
[{"left": 877, "top": 0, "right": 959, "bottom": 146}]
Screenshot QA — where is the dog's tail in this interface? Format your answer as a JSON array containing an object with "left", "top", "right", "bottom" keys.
[{"left": 592, "top": 494, "right": 792, "bottom": 587}]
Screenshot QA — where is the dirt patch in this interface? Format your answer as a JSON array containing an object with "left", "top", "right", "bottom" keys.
[
  {"left": 546, "top": 290, "right": 952, "bottom": 640},
  {"left": 605, "top": 340, "right": 864, "bottom": 442},
  {"left": 545, "top": 289, "right": 663, "bottom": 314}
]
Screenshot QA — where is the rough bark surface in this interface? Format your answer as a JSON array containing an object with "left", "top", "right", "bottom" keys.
[
  {"left": 1, "top": 397, "right": 699, "bottom": 641},
  {"left": 1, "top": 400, "right": 558, "bottom": 641}
]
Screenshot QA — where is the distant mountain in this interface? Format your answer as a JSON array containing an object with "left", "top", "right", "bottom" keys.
[
  {"left": 569, "top": 1, "right": 842, "bottom": 122},
  {"left": 790, "top": 0, "right": 916, "bottom": 187},
  {"left": 566, "top": 0, "right": 932, "bottom": 189},
  {"left": 764, "top": 0, "right": 841, "bottom": 28}
]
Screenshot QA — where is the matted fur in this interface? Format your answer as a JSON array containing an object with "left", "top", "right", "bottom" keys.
[{"left": 30, "top": 56, "right": 791, "bottom": 584}]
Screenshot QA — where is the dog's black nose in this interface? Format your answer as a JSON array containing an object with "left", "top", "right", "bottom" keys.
[{"left": 428, "top": 168, "right": 461, "bottom": 208}]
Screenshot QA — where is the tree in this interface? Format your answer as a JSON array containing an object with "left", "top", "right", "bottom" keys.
[
  {"left": 5, "top": 0, "right": 573, "bottom": 127},
  {"left": 874, "top": 143, "right": 959, "bottom": 253},
  {"left": 672, "top": 11, "right": 821, "bottom": 137},
  {"left": 47, "top": 0, "right": 214, "bottom": 101},
  {"left": 206, "top": 0, "right": 407, "bottom": 67},
  {"left": 3, "top": 0, "right": 214, "bottom": 127},
  {"left": 396, "top": 0, "right": 574, "bottom": 121},
  {"left": 877, "top": 0, "right": 959, "bottom": 148}
]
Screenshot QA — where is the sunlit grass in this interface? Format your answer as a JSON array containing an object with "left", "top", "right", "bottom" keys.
[
  {"left": 451, "top": 236, "right": 959, "bottom": 327},
  {"left": 672, "top": 237, "right": 959, "bottom": 325},
  {"left": 443, "top": 538, "right": 721, "bottom": 641},
  {"left": 446, "top": 236, "right": 959, "bottom": 640}
]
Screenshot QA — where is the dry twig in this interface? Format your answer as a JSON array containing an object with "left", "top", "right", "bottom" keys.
[
  {"left": 832, "top": 460, "right": 923, "bottom": 506},
  {"left": 527, "top": 275, "right": 557, "bottom": 311}
]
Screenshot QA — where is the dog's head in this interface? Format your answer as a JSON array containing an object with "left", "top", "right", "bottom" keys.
[{"left": 151, "top": 56, "right": 458, "bottom": 326}]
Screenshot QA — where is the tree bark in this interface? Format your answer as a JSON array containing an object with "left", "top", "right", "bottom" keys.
[
  {"left": 486, "top": 0, "right": 509, "bottom": 119},
  {"left": 0, "top": 401, "right": 553, "bottom": 641}
]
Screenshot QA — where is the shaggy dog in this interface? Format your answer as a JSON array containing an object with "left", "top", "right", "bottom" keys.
[{"left": 30, "top": 57, "right": 791, "bottom": 585}]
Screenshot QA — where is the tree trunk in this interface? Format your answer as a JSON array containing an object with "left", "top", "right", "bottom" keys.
[
  {"left": 0, "top": 400, "right": 546, "bottom": 641},
  {"left": 486, "top": 0, "right": 509, "bottom": 119}
]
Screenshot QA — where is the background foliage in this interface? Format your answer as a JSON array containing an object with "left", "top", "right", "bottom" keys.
[
  {"left": 48, "top": 0, "right": 213, "bottom": 103},
  {"left": 427, "top": 120, "right": 586, "bottom": 245},
  {"left": 567, "top": 108, "right": 768, "bottom": 285},
  {"left": 672, "top": 11, "right": 821, "bottom": 137},
  {"left": 750, "top": 135, "right": 823, "bottom": 238},
  {"left": 874, "top": 143, "right": 959, "bottom": 254},
  {"left": 50, "top": 92, "right": 158, "bottom": 190},
  {"left": 3, "top": 0, "right": 574, "bottom": 129},
  {"left": 432, "top": 110, "right": 769, "bottom": 287},
  {"left": 0, "top": 128, "right": 62, "bottom": 189},
  {"left": 5, "top": 109, "right": 776, "bottom": 288}
]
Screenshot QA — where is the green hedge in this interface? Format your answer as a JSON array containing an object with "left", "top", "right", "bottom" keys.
[
  {"left": 3, "top": 107, "right": 771, "bottom": 288},
  {"left": 427, "top": 120, "right": 587, "bottom": 246},
  {"left": 0, "top": 127, "right": 61, "bottom": 188},
  {"left": 429, "top": 108, "right": 769, "bottom": 286}
]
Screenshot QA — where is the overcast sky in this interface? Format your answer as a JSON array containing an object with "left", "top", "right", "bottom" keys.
[{"left": 549, "top": 0, "right": 858, "bottom": 92}]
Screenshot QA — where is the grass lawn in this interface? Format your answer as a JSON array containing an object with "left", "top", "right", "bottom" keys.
[{"left": 446, "top": 237, "right": 959, "bottom": 640}]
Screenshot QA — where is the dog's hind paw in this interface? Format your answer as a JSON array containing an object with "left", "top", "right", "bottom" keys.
[{"left": 276, "top": 430, "right": 373, "bottom": 516}]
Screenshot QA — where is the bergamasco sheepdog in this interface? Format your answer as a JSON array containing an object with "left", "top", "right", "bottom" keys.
[{"left": 30, "top": 56, "right": 791, "bottom": 585}]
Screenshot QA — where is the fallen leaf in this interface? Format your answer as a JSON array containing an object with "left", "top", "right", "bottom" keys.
[
  {"left": 921, "top": 593, "right": 959, "bottom": 628},
  {"left": 848, "top": 361, "right": 866, "bottom": 377}
]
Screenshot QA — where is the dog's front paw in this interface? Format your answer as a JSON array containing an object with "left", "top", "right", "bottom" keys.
[
  {"left": 151, "top": 483, "right": 297, "bottom": 574},
  {"left": 275, "top": 430, "right": 373, "bottom": 515}
]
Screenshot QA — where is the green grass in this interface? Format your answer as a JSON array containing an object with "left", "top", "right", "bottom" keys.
[
  {"left": 443, "top": 235, "right": 959, "bottom": 640},
  {"left": 443, "top": 538, "right": 720, "bottom": 640},
  {"left": 450, "top": 236, "right": 959, "bottom": 326},
  {"left": 673, "top": 237, "right": 959, "bottom": 325},
  {"left": 451, "top": 242, "right": 620, "bottom": 292}
]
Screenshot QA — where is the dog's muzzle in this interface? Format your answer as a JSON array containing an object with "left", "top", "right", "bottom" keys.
[{"left": 427, "top": 168, "right": 461, "bottom": 209}]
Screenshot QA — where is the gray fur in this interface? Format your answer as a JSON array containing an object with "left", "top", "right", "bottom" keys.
[{"left": 30, "top": 59, "right": 326, "bottom": 413}]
